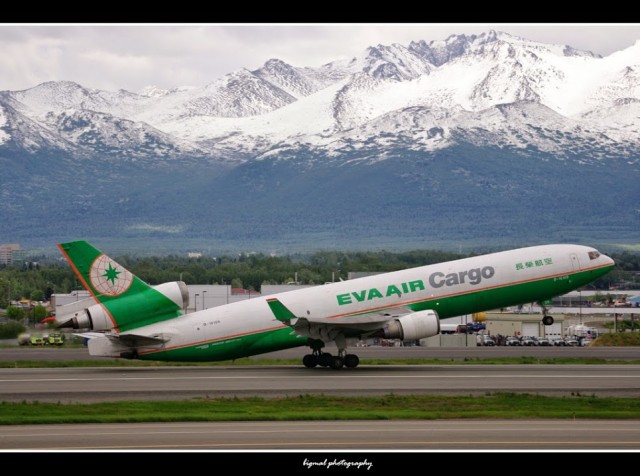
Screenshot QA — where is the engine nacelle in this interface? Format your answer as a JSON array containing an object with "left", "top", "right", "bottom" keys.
[
  {"left": 62, "top": 304, "right": 112, "bottom": 331},
  {"left": 152, "top": 281, "right": 189, "bottom": 310},
  {"left": 57, "top": 281, "right": 189, "bottom": 331},
  {"left": 380, "top": 310, "right": 441, "bottom": 341}
]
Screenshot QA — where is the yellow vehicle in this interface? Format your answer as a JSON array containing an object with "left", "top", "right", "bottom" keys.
[
  {"left": 47, "top": 333, "right": 64, "bottom": 345},
  {"left": 29, "top": 334, "right": 46, "bottom": 345}
]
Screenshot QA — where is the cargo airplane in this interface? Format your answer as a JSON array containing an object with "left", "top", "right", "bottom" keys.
[{"left": 56, "top": 241, "right": 614, "bottom": 369}]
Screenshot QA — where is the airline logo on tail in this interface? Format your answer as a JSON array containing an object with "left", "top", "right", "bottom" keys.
[
  {"left": 58, "top": 240, "right": 186, "bottom": 332},
  {"left": 89, "top": 255, "right": 133, "bottom": 297}
]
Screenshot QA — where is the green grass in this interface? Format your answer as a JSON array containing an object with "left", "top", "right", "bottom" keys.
[
  {"left": 1, "top": 393, "right": 638, "bottom": 425},
  {"left": 592, "top": 333, "right": 640, "bottom": 347},
  {"left": 3, "top": 357, "right": 639, "bottom": 425}
]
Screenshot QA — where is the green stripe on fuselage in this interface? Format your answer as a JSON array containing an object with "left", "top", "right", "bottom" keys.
[
  {"left": 408, "top": 265, "right": 614, "bottom": 318},
  {"left": 138, "top": 327, "right": 306, "bottom": 362}
]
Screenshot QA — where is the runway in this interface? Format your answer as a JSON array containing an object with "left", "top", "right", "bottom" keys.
[
  {"left": 2, "top": 364, "right": 640, "bottom": 402},
  {"left": 1, "top": 420, "right": 639, "bottom": 450},
  {"left": 2, "top": 361, "right": 640, "bottom": 451},
  {"left": 2, "top": 345, "right": 640, "bottom": 361},
  {"left": 2, "top": 348, "right": 639, "bottom": 451}
]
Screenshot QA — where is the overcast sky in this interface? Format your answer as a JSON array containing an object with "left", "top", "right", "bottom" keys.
[{"left": 1, "top": 23, "right": 639, "bottom": 92}]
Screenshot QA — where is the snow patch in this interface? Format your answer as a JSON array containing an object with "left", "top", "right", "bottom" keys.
[{"left": 0, "top": 105, "right": 9, "bottom": 145}]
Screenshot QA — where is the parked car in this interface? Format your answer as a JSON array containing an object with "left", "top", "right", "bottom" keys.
[
  {"left": 551, "top": 338, "right": 567, "bottom": 346},
  {"left": 564, "top": 337, "right": 579, "bottom": 346},
  {"left": 521, "top": 336, "right": 537, "bottom": 346},
  {"left": 537, "top": 337, "right": 551, "bottom": 346},
  {"left": 580, "top": 337, "right": 594, "bottom": 347},
  {"left": 481, "top": 335, "right": 496, "bottom": 346},
  {"left": 506, "top": 336, "right": 521, "bottom": 346}
]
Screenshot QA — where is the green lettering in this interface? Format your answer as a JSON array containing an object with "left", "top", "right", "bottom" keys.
[
  {"left": 368, "top": 288, "right": 383, "bottom": 300},
  {"left": 352, "top": 290, "right": 366, "bottom": 302},
  {"left": 386, "top": 285, "right": 402, "bottom": 297},
  {"left": 337, "top": 294, "right": 352, "bottom": 305},
  {"left": 401, "top": 282, "right": 409, "bottom": 293},
  {"left": 409, "top": 280, "right": 425, "bottom": 292}
]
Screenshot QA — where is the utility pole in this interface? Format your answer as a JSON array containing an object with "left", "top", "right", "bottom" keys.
[{"left": 579, "top": 290, "right": 582, "bottom": 325}]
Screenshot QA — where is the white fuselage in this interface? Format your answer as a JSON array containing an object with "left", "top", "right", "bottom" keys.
[{"left": 100, "top": 244, "right": 613, "bottom": 358}]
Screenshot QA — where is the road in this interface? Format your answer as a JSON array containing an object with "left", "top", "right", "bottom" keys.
[
  {"left": 1, "top": 364, "right": 640, "bottom": 402},
  {"left": 1, "top": 420, "right": 639, "bottom": 450},
  {"left": 2, "top": 345, "right": 640, "bottom": 361},
  {"left": 1, "top": 298, "right": 635, "bottom": 450},
  {"left": 2, "top": 349, "right": 639, "bottom": 451}
]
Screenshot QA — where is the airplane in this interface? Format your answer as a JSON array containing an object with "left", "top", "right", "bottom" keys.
[{"left": 56, "top": 240, "right": 615, "bottom": 369}]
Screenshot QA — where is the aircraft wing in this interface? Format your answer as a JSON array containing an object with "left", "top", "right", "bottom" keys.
[{"left": 267, "top": 297, "right": 408, "bottom": 338}]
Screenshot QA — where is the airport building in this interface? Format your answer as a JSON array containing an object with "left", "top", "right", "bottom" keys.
[
  {"left": 0, "top": 244, "right": 24, "bottom": 266},
  {"left": 484, "top": 313, "right": 565, "bottom": 339}
]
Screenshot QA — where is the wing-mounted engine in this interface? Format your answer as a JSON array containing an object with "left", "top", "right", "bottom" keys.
[
  {"left": 373, "top": 310, "right": 441, "bottom": 341},
  {"left": 58, "top": 281, "right": 189, "bottom": 331}
]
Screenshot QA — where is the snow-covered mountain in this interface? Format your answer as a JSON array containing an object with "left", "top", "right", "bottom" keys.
[
  {"left": 2, "top": 30, "right": 639, "bottom": 160},
  {"left": 1, "top": 30, "right": 639, "bottom": 253}
]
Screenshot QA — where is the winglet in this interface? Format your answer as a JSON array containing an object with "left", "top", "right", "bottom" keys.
[{"left": 266, "top": 298, "right": 298, "bottom": 323}]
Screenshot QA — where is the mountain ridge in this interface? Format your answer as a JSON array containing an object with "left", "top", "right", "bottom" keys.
[{"left": 1, "top": 30, "right": 638, "bottom": 254}]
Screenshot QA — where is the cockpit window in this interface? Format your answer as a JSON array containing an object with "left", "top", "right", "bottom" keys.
[{"left": 588, "top": 251, "right": 600, "bottom": 260}]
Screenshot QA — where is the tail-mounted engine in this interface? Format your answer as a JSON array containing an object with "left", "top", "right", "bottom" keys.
[{"left": 57, "top": 281, "right": 189, "bottom": 330}]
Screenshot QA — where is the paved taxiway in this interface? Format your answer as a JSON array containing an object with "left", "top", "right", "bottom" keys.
[
  {"left": 2, "top": 349, "right": 639, "bottom": 451},
  {"left": 2, "top": 365, "right": 640, "bottom": 402},
  {"left": 2, "top": 346, "right": 640, "bottom": 361},
  {"left": 2, "top": 420, "right": 639, "bottom": 450}
]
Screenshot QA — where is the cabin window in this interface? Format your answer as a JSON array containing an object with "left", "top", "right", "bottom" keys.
[{"left": 588, "top": 251, "right": 600, "bottom": 260}]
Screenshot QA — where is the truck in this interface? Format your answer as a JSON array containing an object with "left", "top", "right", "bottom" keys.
[
  {"left": 46, "top": 333, "right": 64, "bottom": 345},
  {"left": 566, "top": 324, "right": 599, "bottom": 346},
  {"left": 440, "top": 323, "right": 468, "bottom": 334},
  {"left": 566, "top": 324, "right": 599, "bottom": 339},
  {"left": 29, "top": 334, "right": 46, "bottom": 345}
]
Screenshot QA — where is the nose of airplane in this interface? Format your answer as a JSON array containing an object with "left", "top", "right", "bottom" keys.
[
  {"left": 602, "top": 253, "right": 615, "bottom": 268},
  {"left": 596, "top": 251, "right": 616, "bottom": 267}
]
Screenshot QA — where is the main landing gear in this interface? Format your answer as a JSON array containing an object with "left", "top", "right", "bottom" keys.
[
  {"left": 539, "top": 302, "right": 554, "bottom": 326},
  {"left": 302, "top": 338, "right": 360, "bottom": 369}
]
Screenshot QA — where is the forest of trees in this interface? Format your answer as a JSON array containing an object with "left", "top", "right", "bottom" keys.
[{"left": 0, "top": 249, "right": 638, "bottom": 309}]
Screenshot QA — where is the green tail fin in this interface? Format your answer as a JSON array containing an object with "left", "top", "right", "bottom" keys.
[{"left": 58, "top": 240, "right": 183, "bottom": 332}]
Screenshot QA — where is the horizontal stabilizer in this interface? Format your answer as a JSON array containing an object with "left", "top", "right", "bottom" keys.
[
  {"left": 266, "top": 298, "right": 298, "bottom": 323},
  {"left": 105, "top": 333, "right": 168, "bottom": 348},
  {"left": 73, "top": 332, "right": 104, "bottom": 340},
  {"left": 74, "top": 331, "right": 167, "bottom": 348}
]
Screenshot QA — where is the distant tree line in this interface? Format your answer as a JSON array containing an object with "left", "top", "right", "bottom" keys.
[{"left": 0, "top": 249, "right": 638, "bottom": 309}]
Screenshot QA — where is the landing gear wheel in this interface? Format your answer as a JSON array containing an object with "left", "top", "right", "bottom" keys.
[
  {"left": 344, "top": 354, "right": 360, "bottom": 368},
  {"left": 302, "top": 354, "right": 318, "bottom": 368},
  {"left": 542, "top": 315, "right": 554, "bottom": 326},
  {"left": 318, "top": 352, "right": 333, "bottom": 367},
  {"left": 329, "top": 356, "right": 344, "bottom": 369}
]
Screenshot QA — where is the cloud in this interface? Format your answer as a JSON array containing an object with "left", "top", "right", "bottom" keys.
[{"left": 0, "top": 24, "right": 638, "bottom": 92}]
